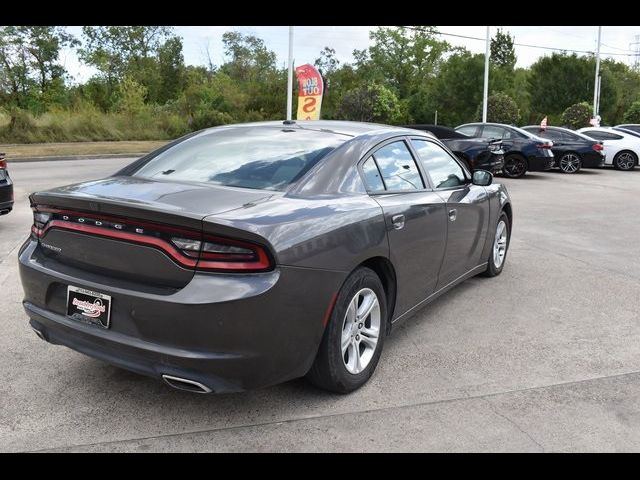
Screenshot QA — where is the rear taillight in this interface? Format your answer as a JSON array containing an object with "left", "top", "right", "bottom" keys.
[
  {"left": 536, "top": 142, "right": 553, "bottom": 149},
  {"left": 31, "top": 206, "right": 273, "bottom": 272},
  {"left": 592, "top": 143, "right": 604, "bottom": 151},
  {"left": 170, "top": 235, "right": 271, "bottom": 271}
]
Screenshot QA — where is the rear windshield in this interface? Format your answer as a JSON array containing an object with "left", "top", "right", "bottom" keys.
[{"left": 133, "top": 127, "right": 346, "bottom": 191}]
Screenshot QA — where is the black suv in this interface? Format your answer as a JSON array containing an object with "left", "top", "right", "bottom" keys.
[{"left": 456, "top": 123, "right": 555, "bottom": 178}]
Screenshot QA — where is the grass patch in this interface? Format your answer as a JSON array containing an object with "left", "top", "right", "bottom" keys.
[{"left": 2, "top": 141, "right": 168, "bottom": 159}]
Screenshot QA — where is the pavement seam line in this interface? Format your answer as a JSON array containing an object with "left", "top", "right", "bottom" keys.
[
  {"left": 27, "top": 368, "right": 640, "bottom": 453},
  {"left": 516, "top": 238, "right": 640, "bottom": 284}
]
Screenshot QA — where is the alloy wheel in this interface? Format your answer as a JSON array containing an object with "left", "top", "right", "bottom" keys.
[
  {"left": 341, "top": 288, "right": 381, "bottom": 374},
  {"left": 616, "top": 152, "right": 636, "bottom": 170},
  {"left": 560, "top": 153, "right": 580, "bottom": 173},
  {"left": 503, "top": 157, "right": 527, "bottom": 178},
  {"left": 493, "top": 220, "right": 508, "bottom": 268}
]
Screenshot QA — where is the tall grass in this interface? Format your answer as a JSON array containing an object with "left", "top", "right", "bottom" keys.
[{"left": 0, "top": 106, "right": 190, "bottom": 144}]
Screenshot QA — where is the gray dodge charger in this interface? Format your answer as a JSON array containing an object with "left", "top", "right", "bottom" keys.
[{"left": 19, "top": 120, "right": 513, "bottom": 394}]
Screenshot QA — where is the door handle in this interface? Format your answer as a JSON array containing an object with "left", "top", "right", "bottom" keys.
[
  {"left": 391, "top": 214, "right": 405, "bottom": 230},
  {"left": 448, "top": 209, "right": 457, "bottom": 222}
]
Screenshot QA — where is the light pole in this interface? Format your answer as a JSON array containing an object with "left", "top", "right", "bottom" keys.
[
  {"left": 593, "top": 26, "right": 602, "bottom": 118},
  {"left": 482, "top": 26, "right": 490, "bottom": 123}
]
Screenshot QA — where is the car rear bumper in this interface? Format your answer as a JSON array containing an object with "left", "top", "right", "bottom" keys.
[
  {"left": 582, "top": 153, "right": 606, "bottom": 168},
  {"left": 0, "top": 182, "right": 13, "bottom": 214},
  {"left": 527, "top": 154, "right": 555, "bottom": 171},
  {"left": 19, "top": 239, "right": 345, "bottom": 393}
]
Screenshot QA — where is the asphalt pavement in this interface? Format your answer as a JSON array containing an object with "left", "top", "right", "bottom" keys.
[{"left": 1, "top": 159, "right": 639, "bottom": 452}]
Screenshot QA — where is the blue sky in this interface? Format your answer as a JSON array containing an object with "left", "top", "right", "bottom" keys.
[{"left": 60, "top": 26, "right": 640, "bottom": 84}]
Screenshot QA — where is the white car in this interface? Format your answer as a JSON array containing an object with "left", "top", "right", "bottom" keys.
[{"left": 577, "top": 127, "right": 639, "bottom": 170}]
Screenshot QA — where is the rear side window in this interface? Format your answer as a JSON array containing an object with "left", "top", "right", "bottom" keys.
[
  {"left": 372, "top": 141, "right": 424, "bottom": 191},
  {"left": 583, "top": 130, "right": 623, "bottom": 141},
  {"left": 481, "top": 125, "right": 506, "bottom": 139},
  {"left": 361, "top": 158, "right": 385, "bottom": 192},
  {"left": 456, "top": 125, "right": 478, "bottom": 136},
  {"left": 412, "top": 139, "right": 466, "bottom": 189},
  {"left": 133, "top": 127, "right": 345, "bottom": 191}
]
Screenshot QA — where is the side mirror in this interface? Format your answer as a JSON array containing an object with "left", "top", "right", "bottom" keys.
[{"left": 472, "top": 169, "right": 493, "bottom": 186}]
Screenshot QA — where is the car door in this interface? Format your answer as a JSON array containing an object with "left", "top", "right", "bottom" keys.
[
  {"left": 410, "top": 138, "right": 490, "bottom": 289},
  {"left": 360, "top": 138, "right": 448, "bottom": 317},
  {"left": 479, "top": 125, "right": 515, "bottom": 152}
]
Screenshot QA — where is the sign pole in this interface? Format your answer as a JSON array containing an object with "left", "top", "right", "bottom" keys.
[{"left": 287, "top": 26, "right": 294, "bottom": 121}]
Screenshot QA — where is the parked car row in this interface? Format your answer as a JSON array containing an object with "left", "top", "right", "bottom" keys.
[{"left": 406, "top": 122, "right": 640, "bottom": 178}]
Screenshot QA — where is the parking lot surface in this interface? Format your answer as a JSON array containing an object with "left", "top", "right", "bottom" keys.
[{"left": 1, "top": 159, "right": 639, "bottom": 452}]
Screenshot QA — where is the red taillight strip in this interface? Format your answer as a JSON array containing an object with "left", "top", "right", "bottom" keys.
[{"left": 33, "top": 220, "right": 272, "bottom": 272}]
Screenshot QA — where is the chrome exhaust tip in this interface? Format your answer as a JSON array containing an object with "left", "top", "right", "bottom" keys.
[
  {"left": 161, "top": 374, "right": 212, "bottom": 394},
  {"left": 31, "top": 326, "right": 46, "bottom": 341}
]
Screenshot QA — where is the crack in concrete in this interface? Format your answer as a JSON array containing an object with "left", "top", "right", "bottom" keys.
[{"left": 481, "top": 396, "right": 545, "bottom": 452}]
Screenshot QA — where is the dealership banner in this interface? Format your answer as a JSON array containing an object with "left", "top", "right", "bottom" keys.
[{"left": 295, "top": 64, "right": 324, "bottom": 120}]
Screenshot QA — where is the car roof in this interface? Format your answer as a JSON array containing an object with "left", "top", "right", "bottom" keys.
[
  {"left": 401, "top": 125, "right": 456, "bottom": 139},
  {"left": 201, "top": 120, "right": 421, "bottom": 138}
]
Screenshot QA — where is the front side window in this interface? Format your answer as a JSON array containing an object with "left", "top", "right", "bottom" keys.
[
  {"left": 133, "top": 127, "right": 346, "bottom": 191},
  {"left": 372, "top": 141, "right": 424, "bottom": 191},
  {"left": 412, "top": 139, "right": 467, "bottom": 189}
]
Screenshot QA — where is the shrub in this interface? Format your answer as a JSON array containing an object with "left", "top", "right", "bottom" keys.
[
  {"left": 476, "top": 93, "right": 520, "bottom": 124},
  {"left": 561, "top": 102, "right": 592, "bottom": 129},
  {"left": 623, "top": 100, "right": 640, "bottom": 124},
  {"left": 337, "top": 82, "right": 405, "bottom": 124}
]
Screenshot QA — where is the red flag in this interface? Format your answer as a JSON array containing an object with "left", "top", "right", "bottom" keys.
[{"left": 540, "top": 116, "right": 548, "bottom": 130}]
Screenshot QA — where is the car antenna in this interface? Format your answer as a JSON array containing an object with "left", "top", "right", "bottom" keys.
[{"left": 283, "top": 120, "right": 296, "bottom": 125}]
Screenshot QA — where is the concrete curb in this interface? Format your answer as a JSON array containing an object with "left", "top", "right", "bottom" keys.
[{"left": 7, "top": 153, "right": 145, "bottom": 163}]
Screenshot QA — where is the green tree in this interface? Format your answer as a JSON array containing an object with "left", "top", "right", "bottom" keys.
[
  {"left": 623, "top": 100, "right": 640, "bottom": 123},
  {"left": 0, "top": 26, "right": 76, "bottom": 111},
  {"left": 490, "top": 28, "right": 516, "bottom": 70},
  {"left": 477, "top": 93, "right": 520, "bottom": 124},
  {"left": 157, "top": 36, "right": 186, "bottom": 103},
  {"left": 220, "top": 32, "right": 277, "bottom": 82},
  {"left": 561, "top": 102, "right": 592, "bottom": 129},
  {"left": 423, "top": 51, "right": 485, "bottom": 126},
  {"left": 79, "top": 26, "right": 177, "bottom": 106},
  {"left": 337, "top": 82, "right": 404, "bottom": 124},
  {"left": 354, "top": 26, "right": 451, "bottom": 99},
  {"left": 528, "top": 53, "right": 615, "bottom": 122}
]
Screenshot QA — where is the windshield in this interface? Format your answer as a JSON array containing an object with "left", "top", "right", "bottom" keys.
[{"left": 133, "top": 127, "right": 346, "bottom": 191}]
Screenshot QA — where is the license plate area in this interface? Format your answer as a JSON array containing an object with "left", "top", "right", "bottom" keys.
[{"left": 66, "top": 286, "right": 112, "bottom": 329}]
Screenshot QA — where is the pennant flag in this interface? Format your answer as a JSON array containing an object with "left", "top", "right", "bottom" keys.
[
  {"left": 540, "top": 116, "right": 548, "bottom": 130},
  {"left": 295, "top": 64, "right": 324, "bottom": 121}
]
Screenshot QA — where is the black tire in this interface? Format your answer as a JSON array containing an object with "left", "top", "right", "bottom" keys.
[
  {"left": 307, "top": 267, "right": 388, "bottom": 393},
  {"left": 502, "top": 154, "right": 528, "bottom": 178},
  {"left": 482, "top": 211, "right": 510, "bottom": 277},
  {"left": 613, "top": 151, "right": 637, "bottom": 171},
  {"left": 559, "top": 152, "right": 582, "bottom": 174}
]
